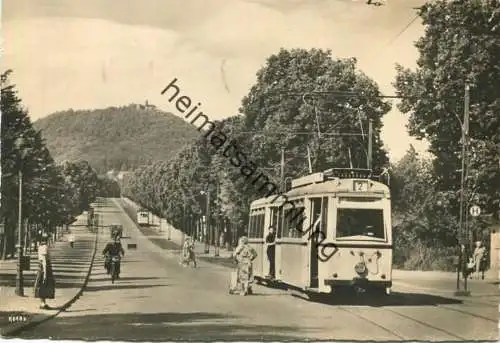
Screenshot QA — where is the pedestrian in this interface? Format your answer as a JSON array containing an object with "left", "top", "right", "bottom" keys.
[
  {"left": 180, "top": 236, "right": 197, "bottom": 268},
  {"left": 68, "top": 231, "right": 75, "bottom": 248},
  {"left": 461, "top": 243, "right": 474, "bottom": 280},
  {"left": 34, "top": 234, "right": 55, "bottom": 309},
  {"left": 473, "top": 240, "right": 486, "bottom": 279},
  {"left": 230, "top": 236, "right": 257, "bottom": 296},
  {"left": 265, "top": 226, "right": 276, "bottom": 279}
]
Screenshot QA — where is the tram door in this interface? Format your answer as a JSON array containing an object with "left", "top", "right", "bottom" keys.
[
  {"left": 271, "top": 206, "right": 283, "bottom": 280},
  {"left": 309, "top": 197, "right": 328, "bottom": 288}
]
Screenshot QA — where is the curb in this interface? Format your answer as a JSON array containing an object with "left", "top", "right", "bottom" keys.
[{"left": 1, "top": 230, "right": 99, "bottom": 337}]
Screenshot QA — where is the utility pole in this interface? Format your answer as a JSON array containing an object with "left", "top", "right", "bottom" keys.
[
  {"left": 15, "top": 168, "right": 24, "bottom": 296},
  {"left": 280, "top": 149, "right": 285, "bottom": 192},
  {"left": 367, "top": 119, "right": 373, "bottom": 170},
  {"left": 455, "top": 83, "right": 471, "bottom": 297}
]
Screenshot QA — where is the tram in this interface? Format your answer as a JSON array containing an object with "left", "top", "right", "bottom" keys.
[
  {"left": 249, "top": 168, "right": 392, "bottom": 296},
  {"left": 137, "top": 208, "right": 150, "bottom": 226}
]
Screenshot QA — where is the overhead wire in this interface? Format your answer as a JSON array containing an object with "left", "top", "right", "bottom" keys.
[{"left": 386, "top": 13, "right": 420, "bottom": 46}]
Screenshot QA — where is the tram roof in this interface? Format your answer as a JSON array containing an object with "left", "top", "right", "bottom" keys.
[{"left": 250, "top": 176, "right": 390, "bottom": 208}]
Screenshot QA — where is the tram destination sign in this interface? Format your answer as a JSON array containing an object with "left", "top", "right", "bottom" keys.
[{"left": 353, "top": 180, "right": 369, "bottom": 192}]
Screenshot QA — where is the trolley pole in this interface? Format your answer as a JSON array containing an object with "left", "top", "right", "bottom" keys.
[{"left": 454, "top": 83, "right": 471, "bottom": 297}]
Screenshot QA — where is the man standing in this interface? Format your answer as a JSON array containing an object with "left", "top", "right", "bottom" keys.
[{"left": 265, "top": 226, "right": 276, "bottom": 279}]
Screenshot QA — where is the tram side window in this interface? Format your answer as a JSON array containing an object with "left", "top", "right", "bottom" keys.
[
  {"left": 271, "top": 207, "right": 279, "bottom": 230},
  {"left": 336, "top": 208, "right": 385, "bottom": 239},
  {"left": 271, "top": 207, "right": 283, "bottom": 239},
  {"left": 282, "top": 207, "right": 305, "bottom": 238},
  {"left": 257, "top": 213, "right": 265, "bottom": 238},
  {"left": 248, "top": 215, "right": 255, "bottom": 238},
  {"left": 248, "top": 213, "right": 265, "bottom": 238}
]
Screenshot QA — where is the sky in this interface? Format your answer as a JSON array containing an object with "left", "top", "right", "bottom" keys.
[{"left": 2, "top": 0, "right": 431, "bottom": 162}]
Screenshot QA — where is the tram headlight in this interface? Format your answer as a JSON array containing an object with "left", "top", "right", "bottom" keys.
[{"left": 354, "top": 262, "right": 366, "bottom": 275}]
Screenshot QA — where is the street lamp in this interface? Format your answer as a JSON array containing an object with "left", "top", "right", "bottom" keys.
[
  {"left": 454, "top": 84, "right": 471, "bottom": 297},
  {"left": 14, "top": 137, "right": 27, "bottom": 297},
  {"left": 200, "top": 190, "right": 210, "bottom": 254}
]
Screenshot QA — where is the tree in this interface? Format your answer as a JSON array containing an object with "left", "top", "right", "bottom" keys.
[
  {"left": 394, "top": 0, "right": 500, "bottom": 225},
  {"left": 239, "top": 48, "right": 390, "bottom": 184},
  {"left": 391, "top": 146, "right": 458, "bottom": 270},
  {"left": 97, "top": 176, "right": 121, "bottom": 197},
  {"left": 60, "top": 160, "right": 100, "bottom": 213},
  {"left": 1, "top": 70, "right": 78, "bottom": 258}
]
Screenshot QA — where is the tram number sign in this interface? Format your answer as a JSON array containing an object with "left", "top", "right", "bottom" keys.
[
  {"left": 469, "top": 205, "right": 481, "bottom": 217},
  {"left": 353, "top": 180, "right": 369, "bottom": 192}
]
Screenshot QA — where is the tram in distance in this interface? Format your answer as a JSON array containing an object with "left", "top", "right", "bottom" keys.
[
  {"left": 136, "top": 208, "right": 150, "bottom": 226},
  {"left": 248, "top": 168, "right": 392, "bottom": 296}
]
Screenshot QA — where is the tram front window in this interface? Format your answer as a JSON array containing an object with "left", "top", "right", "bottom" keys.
[{"left": 336, "top": 208, "right": 385, "bottom": 239}]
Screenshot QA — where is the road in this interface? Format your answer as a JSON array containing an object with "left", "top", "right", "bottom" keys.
[{"left": 18, "top": 198, "right": 499, "bottom": 341}]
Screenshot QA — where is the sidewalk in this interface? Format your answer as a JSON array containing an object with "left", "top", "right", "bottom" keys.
[
  {"left": 0, "top": 214, "right": 98, "bottom": 337},
  {"left": 393, "top": 268, "right": 498, "bottom": 282}
]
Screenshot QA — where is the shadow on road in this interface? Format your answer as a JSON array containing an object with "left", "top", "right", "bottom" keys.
[
  {"left": 84, "top": 283, "right": 167, "bottom": 292},
  {"left": 302, "top": 290, "right": 463, "bottom": 307},
  {"left": 16, "top": 312, "right": 308, "bottom": 341},
  {"left": 89, "top": 276, "right": 167, "bottom": 282},
  {"left": 148, "top": 238, "right": 181, "bottom": 251},
  {"left": 200, "top": 257, "right": 235, "bottom": 269}
]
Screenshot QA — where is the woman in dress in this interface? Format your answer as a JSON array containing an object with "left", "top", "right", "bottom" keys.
[
  {"left": 473, "top": 241, "right": 486, "bottom": 280},
  {"left": 34, "top": 235, "right": 55, "bottom": 309},
  {"left": 232, "top": 236, "right": 257, "bottom": 295}
]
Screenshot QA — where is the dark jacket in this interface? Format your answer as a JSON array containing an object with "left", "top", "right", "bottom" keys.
[{"left": 103, "top": 242, "right": 125, "bottom": 257}]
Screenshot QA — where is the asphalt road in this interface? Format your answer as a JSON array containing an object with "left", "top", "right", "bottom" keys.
[{"left": 18, "top": 198, "right": 499, "bottom": 341}]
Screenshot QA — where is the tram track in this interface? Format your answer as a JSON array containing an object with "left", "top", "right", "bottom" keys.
[
  {"left": 435, "top": 304, "right": 498, "bottom": 323},
  {"left": 286, "top": 287, "right": 495, "bottom": 341},
  {"left": 335, "top": 306, "right": 407, "bottom": 340},
  {"left": 379, "top": 307, "right": 469, "bottom": 340},
  {"left": 337, "top": 305, "right": 471, "bottom": 341},
  {"left": 342, "top": 295, "right": 498, "bottom": 340},
  {"left": 337, "top": 294, "right": 496, "bottom": 340}
]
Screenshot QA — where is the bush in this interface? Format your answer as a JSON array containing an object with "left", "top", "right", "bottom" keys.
[{"left": 400, "top": 241, "right": 457, "bottom": 271}]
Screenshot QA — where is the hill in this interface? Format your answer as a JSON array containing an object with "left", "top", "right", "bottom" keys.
[{"left": 34, "top": 104, "right": 200, "bottom": 173}]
